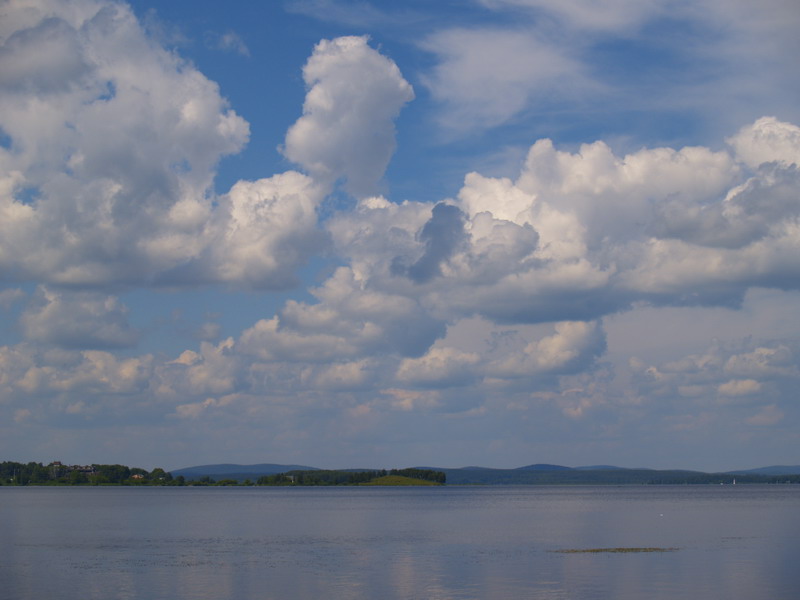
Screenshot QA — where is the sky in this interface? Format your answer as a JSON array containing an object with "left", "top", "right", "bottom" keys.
[{"left": 1, "top": 0, "right": 799, "bottom": 472}]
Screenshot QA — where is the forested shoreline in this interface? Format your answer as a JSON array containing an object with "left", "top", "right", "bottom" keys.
[
  {"left": 4, "top": 460, "right": 799, "bottom": 487},
  {"left": 1, "top": 461, "right": 183, "bottom": 486},
  {"left": 0, "top": 462, "right": 445, "bottom": 487}
]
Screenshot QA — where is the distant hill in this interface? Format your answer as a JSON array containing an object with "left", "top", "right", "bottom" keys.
[
  {"left": 514, "top": 464, "right": 632, "bottom": 471},
  {"left": 435, "top": 467, "right": 701, "bottom": 485},
  {"left": 441, "top": 467, "right": 800, "bottom": 485},
  {"left": 725, "top": 465, "right": 800, "bottom": 476},
  {"left": 170, "top": 463, "right": 318, "bottom": 479},
  {"left": 169, "top": 463, "right": 800, "bottom": 485},
  {"left": 574, "top": 465, "right": 630, "bottom": 471}
]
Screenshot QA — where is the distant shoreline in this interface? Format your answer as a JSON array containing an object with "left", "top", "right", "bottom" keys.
[{"left": 3, "top": 459, "right": 800, "bottom": 487}]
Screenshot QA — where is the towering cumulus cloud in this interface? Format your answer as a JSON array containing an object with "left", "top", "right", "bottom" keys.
[
  {"left": 0, "top": 0, "right": 332, "bottom": 290},
  {"left": 0, "top": 0, "right": 249, "bottom": 285},
  {"left": 283, "top": 36, "right": 415, "bottom": 197}
]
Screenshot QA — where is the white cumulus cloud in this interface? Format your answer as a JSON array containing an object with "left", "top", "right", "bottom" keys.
[
  {"left": 283, "top": 35, "right": 414, "bottom": 197},
  {"left": 0, "top": 0, "right": 249, "bottom": 286},
  {"left": 0, "top": 1, "right": 342, "bottom": 292},
  {"left": 209, "top": 171, "right": 326, "bottom": 289},
  {"left": 727, "top": 117, "right": 800, "bottom": 169}
]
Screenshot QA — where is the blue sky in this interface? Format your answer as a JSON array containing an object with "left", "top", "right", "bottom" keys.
[{"left": 1, "top": 0, "right": 799, "bottom": 472}]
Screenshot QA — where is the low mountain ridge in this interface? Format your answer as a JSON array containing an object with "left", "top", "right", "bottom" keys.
[
  {"left": 169, "top": 463, "right": 800, "bottom": 484},
  {"left": 725, "top": 465, "right": 800, "bottom": 476},
  {"left": 574, "top": 465, "right": 630, "bottom": 471}
]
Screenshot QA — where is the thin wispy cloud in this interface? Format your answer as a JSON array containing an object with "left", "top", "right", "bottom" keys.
[{"left": 205, "top": 30, "right": 251, "bottom": 56}]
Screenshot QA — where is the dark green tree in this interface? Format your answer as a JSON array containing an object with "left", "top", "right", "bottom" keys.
[
  {"left": 149, "top": 468, "right": 172, "bottom": 484},
  {"left": 68, "top": 470, "right": 88, "bottom": 485}
]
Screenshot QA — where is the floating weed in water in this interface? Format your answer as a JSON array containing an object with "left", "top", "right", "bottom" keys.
[{"left": 552, "top": 547, "right": 679, "bottom": 554}]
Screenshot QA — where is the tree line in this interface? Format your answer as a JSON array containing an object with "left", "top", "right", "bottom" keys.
[
  {"left": 0, "top": 461, "right": 446, "bottom": 486},
  {"left": 0, "top": 461, "right": 181, "bottom": 486},
  {"left": 256, "top": 468, "right": 446, "bottom": 486}
]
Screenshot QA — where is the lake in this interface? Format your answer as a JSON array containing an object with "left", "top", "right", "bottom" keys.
[{"left": 1, "top": 485, "right": 798, "bottom": 599}]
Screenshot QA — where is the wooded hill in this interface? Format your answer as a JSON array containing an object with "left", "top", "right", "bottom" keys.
[{"left": 256, "top": 468, "right": 445, "bottom": 486}]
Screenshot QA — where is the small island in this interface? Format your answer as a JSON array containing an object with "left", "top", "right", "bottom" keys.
[{"left": 255, "top": 468, "right": 446, "bottom": 486}]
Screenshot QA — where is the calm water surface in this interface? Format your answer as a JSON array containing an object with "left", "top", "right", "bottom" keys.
[{"left": 1, "top": 485, "right": 798, "bottom": 599}]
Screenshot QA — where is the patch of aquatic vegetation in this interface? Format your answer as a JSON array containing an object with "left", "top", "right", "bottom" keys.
[{"left": 552, "top": 547, "right": 678, "bottom": 554}]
